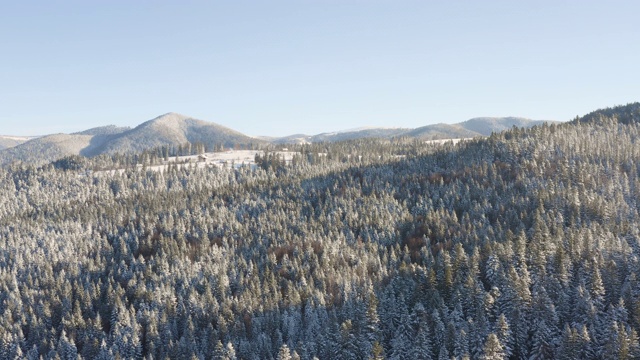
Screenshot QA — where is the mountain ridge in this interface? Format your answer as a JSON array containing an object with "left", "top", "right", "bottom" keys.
[
  {"left": 0, "top": 114, "right": 557, "bottom": 166},
  {"left": 269, "top": 117, "right": 557, "bottom": 144},
  {"left": 0, "top": 113, "right": 262, "bottom": 166}
]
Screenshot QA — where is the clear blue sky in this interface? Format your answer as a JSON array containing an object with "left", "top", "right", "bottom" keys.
[{"left": 1, "top": 1, "right": 639, "bottom": 136}]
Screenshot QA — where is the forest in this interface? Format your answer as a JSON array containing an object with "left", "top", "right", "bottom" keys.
[{"left": 1, "top": 103, "right": 640, "bottom": 359}]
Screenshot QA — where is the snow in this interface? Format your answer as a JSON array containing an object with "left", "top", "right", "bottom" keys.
[
  {"left": 94, "top": 150, "right": 297, "bottom": 175},
  {"left": 424, "top": 138, "right": 471, "bottom": 145}
]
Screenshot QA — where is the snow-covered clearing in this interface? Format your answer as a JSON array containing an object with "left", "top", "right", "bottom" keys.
[
  {"left": 424, "top": 138, "right": 471, "bottom": 145},
  {"left": 91, "top": 140, "right": 467, "bottom": 176},
  {"left": 94, "top": 150, "right": 296, "bottom": 175}
]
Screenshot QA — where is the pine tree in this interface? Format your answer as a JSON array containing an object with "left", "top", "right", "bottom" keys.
[
  {"left": 225, "top": 342, "right": 237, "bottom": 360},
  {"left": 411, "top": 324, "right": 434, "bottom": 360},
  {"left": 495, "top": 314, "right": 513, "bottom": 358},
  {"left": 278, "top": 344, "right": 292, "bottom": 360},
  {"left": 389, "top": 312, "right": 413, "bottom": 360},
  {"left": 370, "top": 341, "right": 385, "bottom": 360},
  {"left": 482, "top": 333, "right": 505, "bottom": 360},
  {"left": 57, "top": 330, "right": 78, "bottom": 360}
]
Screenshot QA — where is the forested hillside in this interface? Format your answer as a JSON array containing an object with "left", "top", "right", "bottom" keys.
[{"left": 1, "top": 104, "right": 640, "bottom": 359}]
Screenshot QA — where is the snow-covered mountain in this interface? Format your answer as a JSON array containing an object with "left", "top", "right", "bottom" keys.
[
  {"left": 0, "top": 113, "right": 263, "bottom": 166},
  {"left": 0, "top": 133, "right": 94, "bottom": 165},
  {"left": 83, "top": 113, "right": 260, "bottom": 156},
  {"left": 457, "top": 117, "right": 552, "bottom": 135},
  {"left": 271, "top": 117, "right": 556, "bottom": 143},
  {"left": 0, "top": 114, "right": 556, "bottom": 166},
  {"left": 0, "top": 135, "right": 34, "bottom": 150}
]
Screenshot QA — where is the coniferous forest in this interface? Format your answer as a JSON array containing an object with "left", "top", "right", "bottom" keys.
[{"left": 2, "top": 103, "right": 640, "bottom": 359}]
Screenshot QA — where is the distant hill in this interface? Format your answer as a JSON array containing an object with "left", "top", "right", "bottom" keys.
[
  {"left": 74, "top": 125, "right": 131, "bottom": 137},
  {"left": 397, "top": 117, "right": 556, "bottom": 140},
  {"left": 0, "top": 136, "right": 33, "bottom": 150},
  {"left": 84, "top": 113, "right": 260, "bottom": 156},
  {"left": 0, "top": 133, "right": 94, "bottom": 165},
  {"left": 272, "top": 117, "right": 556, "bottom": 143},
  {"left": 457, "top": 117, "right": 553, "bottom": 135},
  {"left": 309, "top": 127, "right": 408, "bottom": 143},
  {"left": 0, "top": 114, "right": 557, "bottom": 166},
  {"left": 270, "top": 128, "right": 412, "bottom": 144},
  {"left": 404, "top": 123, "right": 479, "bottom": 140},
  {"left": 263, "top": 134, "right": 312, "bottom": 145},
  {"left": 0, "top": 113, "right": 263, "bottom": 166}
]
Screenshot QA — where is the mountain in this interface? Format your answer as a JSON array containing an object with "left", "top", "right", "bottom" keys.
[
  {"left": 309, "top": 127, "right": 409, "bottom": 143},
  {"left": 93, "top": 113, "right": 259, "bottom": 156},
  {"left": 0, "top": 113, "right": 263, "bottom": 166},
  {"left": 0, "top": 133, "right": 94, "bottom": 165},
  {"left": 269, "top": 127, "right": 411, "bottom": 144},
  {"left": 0, "top": 135, "right": 33, "bottom": 150},
  {"left": 271, "top": 117, "right": 555, "bottom": 143},
  {"left": 0, "top": 114, "right": 555, "bottom": 166},
  {"left": 264, "top": 134, "right": 313, "bottom": 145},
  {"left": 457, "top": 116, "right": 553, "bottom": 135},
  {"left": 404, "top": 123, "right": 479, "bottom": 140},
  {"left": 392, "top": 117, "right": 557, "bottom": 140}
]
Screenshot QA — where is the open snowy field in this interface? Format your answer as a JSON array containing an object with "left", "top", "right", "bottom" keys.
[
  {"left": 94, "top": 149, "right": 297, "bottom": 175},
  {"left": 93, "top": 141, "right": 471, "bottom": 176},
  {"left": 424, "top": 138, "right": 470, "bottom": 145}
]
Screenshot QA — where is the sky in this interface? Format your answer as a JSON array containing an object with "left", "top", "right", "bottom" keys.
[{"left": 1, "top": 1, "right": 639, "bottom": 137}]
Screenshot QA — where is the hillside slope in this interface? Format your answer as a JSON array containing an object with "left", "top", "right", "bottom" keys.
[
  {"left": 0, "top": 134, "right": 93, "bottom": 165},
  {"left": 404, "top": 123, "right": 480, "bottom": 139},
  {"left": 309, "top": 127, "right": 409, "bottom": 143},
  {"left": 458, "top": 116, "right": 553, "bottom": 135},
  {"left": 0, "top": 113, "right": 263, "bottom": 165},
  {"left": 96, "top": 113, "right": 260, "bottom": 155},
  {"left": 0, "top": 136, "right": 29, "bottom": 150}
]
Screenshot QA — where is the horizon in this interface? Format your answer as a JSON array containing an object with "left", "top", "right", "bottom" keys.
[{"left": 2, "top": 1, "right": 639, "bottom": 137}]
